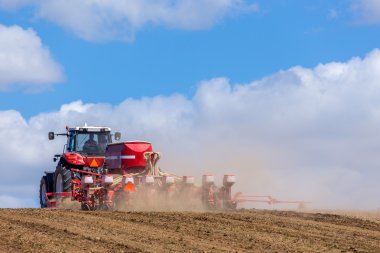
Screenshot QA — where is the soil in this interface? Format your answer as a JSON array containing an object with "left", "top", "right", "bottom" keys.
[{"left": 0, "top": 208, "right": 379, "bottom": 253}]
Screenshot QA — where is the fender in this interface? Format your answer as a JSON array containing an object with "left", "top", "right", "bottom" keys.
[{"left": 63, "top": 152, "right": 86, "bottom": 166}]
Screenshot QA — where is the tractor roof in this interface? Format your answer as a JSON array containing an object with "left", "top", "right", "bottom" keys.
[{"left": 67, "top": 124, "right": 111, "bottom": 132}]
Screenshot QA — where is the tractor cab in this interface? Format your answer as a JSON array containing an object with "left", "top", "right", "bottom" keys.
[
  {"left": 67, "top": 127, "right": 112, "bottom": 156},
  {"left": 49, "top": 125, "right": 121, "bottom": 157}
]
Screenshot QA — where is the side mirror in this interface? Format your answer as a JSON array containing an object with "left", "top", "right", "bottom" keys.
[
  {"left": 114, "top": 132, "right": 121, "bottom": 141},
  {"left": 53, "top": 154, "right": 60, "bottom": 162},
  {"left": 48, "top": 132, "right": 55, "bottom": 140}
]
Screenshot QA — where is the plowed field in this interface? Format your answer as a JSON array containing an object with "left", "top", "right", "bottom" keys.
[{"left": 0, "top": 209, "right": 379, "bottom": 253}]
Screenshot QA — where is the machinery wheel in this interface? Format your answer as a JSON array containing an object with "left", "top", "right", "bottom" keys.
[
  {"left": 39, "top": 176, "right": 48, "bottom": 208},
  {"left": 54, "top": 165, "right": 71, "bottom": 192},
  {"left": 81, "top": 202, "right": 90, "bottom": 211}
]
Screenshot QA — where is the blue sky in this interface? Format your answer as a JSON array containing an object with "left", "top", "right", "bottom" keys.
[
  {"left": 0, "top": 0, "right": 379, "bottom": 118},
  {"left": 1, "top": 0, "right": 380, "bottom": 209}
]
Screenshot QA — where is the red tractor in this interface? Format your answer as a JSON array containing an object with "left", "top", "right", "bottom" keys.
[
  {"left": 40, "top": 125, "right": 308, "bottom": 211},
  {"left": 40, "top": 125, "right": 117, "bottom": 209}
]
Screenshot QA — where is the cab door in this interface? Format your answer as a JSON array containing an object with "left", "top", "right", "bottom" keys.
[{"left": 66, "top": 130, "right": 75, "bottom": 152}]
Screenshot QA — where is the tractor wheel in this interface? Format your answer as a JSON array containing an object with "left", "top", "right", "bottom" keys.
[
  {"left": 39, "top": 176, "right": 48, "bottom": 208},
  {"left": 54, "top": 166, "right": 71, "bottom": 193}
]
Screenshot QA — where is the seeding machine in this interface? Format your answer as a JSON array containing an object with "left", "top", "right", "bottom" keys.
[{"left": 39, "top": 125, "right": 307, "bottom": 210}]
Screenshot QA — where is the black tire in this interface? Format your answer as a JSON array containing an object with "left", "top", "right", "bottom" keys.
[
  {"left": 54, "top": 165, "right": 71, "bottom": 193},
  {"left": 39, "top": 176, "right": 48, "bottom": 208},
  {"left": 81, "top": 202, "right": 90, "bottom": 211}
]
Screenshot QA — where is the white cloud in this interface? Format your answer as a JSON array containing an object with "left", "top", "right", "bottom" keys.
[
  {"left": 1, "top": 49, "right": 380, "bottom": 209},
  {"left": 351, "top": 0, "right": 380, "bottom": 24},
  {"left": 0, "top": 0, "right": 259, "bottom": 41},
  {"left": 0, "top": 24, "right": 63, "bottom": 91}
]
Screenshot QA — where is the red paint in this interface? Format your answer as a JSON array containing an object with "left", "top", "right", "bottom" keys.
[
  {"left": 106, "top": 141, "right": 152, "bottom": 172},
  {"left": 83, "top": 157, "right": 105, "bottom": 167},
  {"left": 63, "top": 152, "right": 85, "bottom": 166}
]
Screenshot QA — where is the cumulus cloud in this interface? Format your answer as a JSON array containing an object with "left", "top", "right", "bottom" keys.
[
  {"left": 351, "top": 0, "right": 380, "bottom": 24},
  {"left": 0, "top": 0, "right": 259, "bottom": 41},
  {"left": 1, "top": 49, "right": 380, "bottom": 209},
  {"left": 0, "top": 24, "right": 63, "bottom": 91}
]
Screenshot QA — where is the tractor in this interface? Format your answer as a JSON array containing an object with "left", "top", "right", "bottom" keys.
[{"left": 40, "top": 125, "right": 120, "bottom": 209}]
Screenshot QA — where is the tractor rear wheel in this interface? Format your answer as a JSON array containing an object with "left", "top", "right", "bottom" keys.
[
  {"left": 54, "top": 166, "right": 71, "bottom": 193},
  {"left": 39, "top": 176, "right": 48, "bottom": 208}
]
